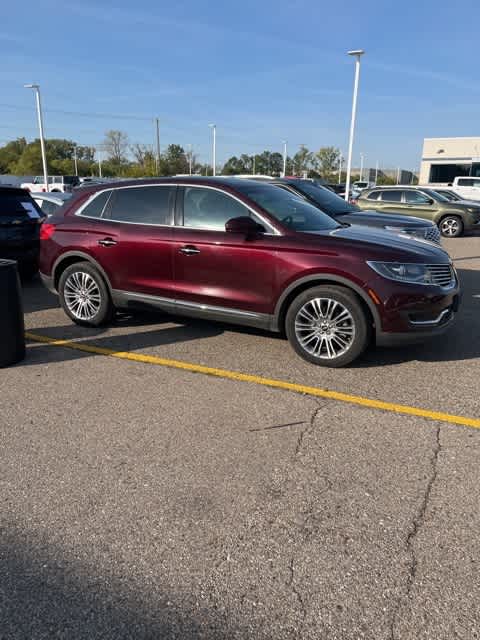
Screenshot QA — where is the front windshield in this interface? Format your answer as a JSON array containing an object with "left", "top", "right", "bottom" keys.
[
  {"left": 234, "top": 182, "right": 340, "bottom": 232},
  {"left": 422, "top": 188, "right": 449, "bottom": 202},
  {"left": 436, "top": 190, "right": 460, "bottom": 201},
  {"left": 291, "top": 180, "right": 360, "bottom": 215}
]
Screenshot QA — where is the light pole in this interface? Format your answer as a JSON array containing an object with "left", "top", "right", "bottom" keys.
[
  {"left": 155, "top": 118, "right": 160, "bottom": 175},
  {"left": 282, "top": 140, "right": 287, "bottom": 177},
  {"left": 187, "top": 144, "right": 193, "bottom": 175},
  {"left": 24, "top": 83, "right": 49, "bottom": 192},
  {"left": 338, "top": 154, "right": 343, "bottom": 184},
  {"left": 375, "top": 160, "right": 379, "bottom": 185},
  {"left": 209, "top": 123, "right": 216, "bottom": 176},
  {"left": 359, "top": 152, "right": 364, "bottom": 181},
  {"left": 344, "top": 49, "right": 365, "bottom": 201}
]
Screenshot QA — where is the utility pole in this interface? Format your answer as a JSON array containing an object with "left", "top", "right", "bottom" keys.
[
  {"left": 338, "top": 154, "right": 343, "bottom": 184},
  {"left": 282, "top": 140, "right": 287, "bottom": 177},
  {"left": 360, "top": 152, "right": 364, "bottom": 181},
  {"left": 24, "top": 83, "right": 49, "bottom": 192},
  {"left": 73, "top": 145, "right": 78, "bottom": 176},
  {"left": 252, "top": 155, "right": 256, "bottom": 175},
  {"left": 155, "top": 118, "right": 160, "bottom": 175},
  {"left": 375, "top": 160, "right": 379, "bottom": 185}
]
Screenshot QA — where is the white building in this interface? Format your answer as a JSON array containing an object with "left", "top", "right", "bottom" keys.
[{"left": 419, "top": 137, "right": 480, "bottom": 184}]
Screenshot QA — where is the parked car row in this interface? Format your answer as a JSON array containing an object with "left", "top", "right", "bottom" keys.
[{"left": 38, "top": 177, "right": 460, "bottom": 368}]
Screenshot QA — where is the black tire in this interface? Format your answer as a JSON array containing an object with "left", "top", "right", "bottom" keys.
[
  {"left": 285, "top": 285, "right": 370, "bottom": 367},
  {"left": 58, "top": 262, "right": 114, "bottom": 327},
  {"left": 439, "top": 215, "right": 464, "bottom": 238}
]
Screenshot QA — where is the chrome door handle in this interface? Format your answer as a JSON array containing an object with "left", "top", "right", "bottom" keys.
[
  {"left": 98, "top": 238, "right": 117, "bottom": 247},
  {"left": 179, "top": 245, "right": 200, "bottom": 255}
]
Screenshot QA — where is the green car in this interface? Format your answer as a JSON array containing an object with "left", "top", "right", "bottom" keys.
[{"left": 357, "top": 186, "right": 480, "bottom": 237}]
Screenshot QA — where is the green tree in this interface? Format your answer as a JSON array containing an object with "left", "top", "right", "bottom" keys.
[
  {"left": 314, "top": 146, "right": 341, "bottom": 179},
  {"left": 162, "top": 144, "right": 188, "bottom": 175},
  {"left": 292, "top": 146, "right": 313, "bottom": 176},
  {"left": 0, "top": 138, "right": 28, "bottom": 173}
]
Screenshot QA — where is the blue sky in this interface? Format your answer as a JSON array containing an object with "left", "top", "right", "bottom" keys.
[{"left": 1, "top": 0, "right": 479, "bottom": 169}]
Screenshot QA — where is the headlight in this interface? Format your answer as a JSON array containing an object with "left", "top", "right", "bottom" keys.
[
  {"left": 367, "top": 261, "right": 435, "bottom": 284},
  {"left": 384, "top": 226, "right": 423, "bottom": 238}
]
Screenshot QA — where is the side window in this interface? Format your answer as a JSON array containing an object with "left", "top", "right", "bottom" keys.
[
  {"left": 380, "top": 190, "right": 403, "bottom": 202},
  {"left": 457, "top": 178, "right": 473, "bottom": 187},
  {"left": 367, "top": 191, "right": 381, "bottom": 200},
  {"left": 80, "top": 190, "right": 112, "bottom": 218},
  {"left": 183, "top": 187, "right": 250, "bottom": 230},
  {"left": 404, "top": 190, "right": 430, "bottom": 204},
  {"left": 109, "top": 186, "right": 174, "bottom": 224}
]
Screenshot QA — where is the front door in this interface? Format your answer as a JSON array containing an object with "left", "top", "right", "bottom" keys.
[
  {"left": 402, "top": 189, "right": 439, "bottom": 221},
  {"left": 172, "top": 185, "right": 278, "bottom": 316}
]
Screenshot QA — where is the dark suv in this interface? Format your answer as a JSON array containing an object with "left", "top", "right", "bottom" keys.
[
  {"left": 252, "top": 178, "right": 441, "bottom": 244},
  {"left": 0, "top": 186, "right": 45, "bottom": 277},
  {"left": 40, "top": 178, "right": 460, "bottom": 367}
]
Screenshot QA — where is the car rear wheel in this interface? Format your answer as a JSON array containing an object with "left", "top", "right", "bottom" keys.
[
  {"left": 59, "top": 262, "right": 114, "bottom": 327},
  {"left": 285, "top": 286, "right": 370, "bottom": 367},
  {"left": 439, "top": 215, "right": 463, "bottom": 238}
]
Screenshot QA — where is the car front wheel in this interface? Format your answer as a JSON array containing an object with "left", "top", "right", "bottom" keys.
[
  {"left": 439, "top": 215, "right": 463, "bottom": 238},
  {"left": 285, "top": 286, "right": 370, "bottom": 367},
  {"left": 59, "top": 262, "right": 114, "bottom": 327}
]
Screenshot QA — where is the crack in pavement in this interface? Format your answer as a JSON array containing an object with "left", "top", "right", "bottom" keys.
[
  {"left": 286, "top": 557, "right": 307, "bottom": 623},
  {"left": 390, "top": 424, "right": 441, "bottom": 640},
  {"left": 294, "top": 402, "right": 327, "bottom": 457}
]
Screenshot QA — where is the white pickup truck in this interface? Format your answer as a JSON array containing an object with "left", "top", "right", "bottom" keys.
[
  {"left": 21, "top": 175, "right": 80, "bottom": 193},
  {"left": 449, "top": 176, "right": 480, "bottom": 200}
]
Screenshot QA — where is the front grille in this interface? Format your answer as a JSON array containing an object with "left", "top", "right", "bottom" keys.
[
  {"left": 427, "top": 264, "right": 455, "bottom": 288},
  {"left": 423, "top": 226, "right": 441, "bottom": 244}
]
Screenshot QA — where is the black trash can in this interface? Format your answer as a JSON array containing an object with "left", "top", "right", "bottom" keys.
[{"left": 0, "top": 259, "right": 25, "bottom": 367}]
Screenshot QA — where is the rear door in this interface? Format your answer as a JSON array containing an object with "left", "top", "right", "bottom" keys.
[
  {"left": 75, "top": 185, "right": 176, "bottom": 297},
  {"left": 375, "top": 189, "right": 407, "bottom": 214}
]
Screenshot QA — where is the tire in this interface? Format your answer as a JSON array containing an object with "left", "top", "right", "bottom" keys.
[
  {"left": 58, "top": 262, "right": 114, "bottom": 327},
  {"left": 285, "top": 285, "right": 370, "bottom": 367},
  {"left": 439, "top": 215, "right": 463, "bottom": 238}
]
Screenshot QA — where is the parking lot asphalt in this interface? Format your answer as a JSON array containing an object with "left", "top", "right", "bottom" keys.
[{"left": 2, "top": 235, "right": 480, "bottom": 638}]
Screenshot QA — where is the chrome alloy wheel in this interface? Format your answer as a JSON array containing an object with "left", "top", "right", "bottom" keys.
[
  {"left": 63, "top": 271, "right": 102, "bottom": 321},
  {"left": 440, "top": 217, "right": 460, "bottom": 237},
  {"left": 294, "top": 297, "right": 356, "bottom": 360}
]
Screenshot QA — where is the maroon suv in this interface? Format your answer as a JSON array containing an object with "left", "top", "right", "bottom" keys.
[{"left": 39, "top": 178, "right": 460, "bottom": 367}]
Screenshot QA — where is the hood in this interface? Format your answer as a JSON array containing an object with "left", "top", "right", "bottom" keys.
[
  {"left": 337, "top": 209, "right": 433, "bottom": 229},
  {"left": 308, "top": 224, "right": 450, "bottom": 263}
]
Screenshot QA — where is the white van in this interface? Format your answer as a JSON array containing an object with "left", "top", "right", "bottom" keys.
[{"left": 450, "top": 176, "right": 480, "bottom": 200}]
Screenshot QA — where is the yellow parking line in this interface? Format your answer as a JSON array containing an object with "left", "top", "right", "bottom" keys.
[{"left": 25, "top": 331, "right": 480, "bottom": 430}]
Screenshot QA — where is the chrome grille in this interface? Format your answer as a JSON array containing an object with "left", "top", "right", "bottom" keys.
[
  {"left": 427, "top": 264, "right": 455, "bottom": 288},
  {"left": 423, "top": 226, "right": 441, "bottom": 244}
]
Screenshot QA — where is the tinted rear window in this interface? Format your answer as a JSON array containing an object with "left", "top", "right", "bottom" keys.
[
  {"left": 0, "top": 190, "right": 42, "bottom": 217},
  {"left": 109, "top": 186, "right": 174, "bottom": 225},
  {"left": 380, "top": 190, "right": 403, "bottom": 202}
]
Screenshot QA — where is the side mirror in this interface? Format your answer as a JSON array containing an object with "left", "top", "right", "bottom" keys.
[
  {"left": 225, "top": 216, "right": 265, "bottom": 236},
  {"left": 427, "top": 198, "right": 434, "bottom": 205}
]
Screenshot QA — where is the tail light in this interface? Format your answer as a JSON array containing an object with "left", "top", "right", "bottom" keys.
[{"left": 40, "top": 223, "right": 56, "bottom": 240}]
